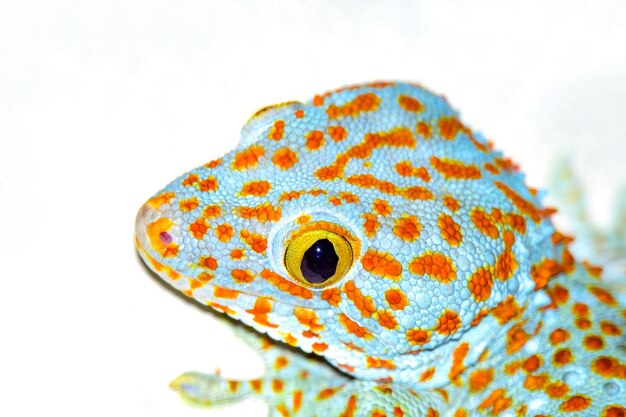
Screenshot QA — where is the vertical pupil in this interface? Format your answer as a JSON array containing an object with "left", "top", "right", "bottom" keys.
[{"left": 300, "top": 239, "right": 339, "bottom": 284}]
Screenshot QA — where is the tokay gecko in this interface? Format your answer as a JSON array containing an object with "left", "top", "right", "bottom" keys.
[{"left": 135, "top": 82, "right": 626, "bottom": 416}]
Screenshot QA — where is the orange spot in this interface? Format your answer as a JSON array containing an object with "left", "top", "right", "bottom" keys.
[
  {"left": 366, "top": 356, "right": 396, "bottom": 370},
  {"left": 343, "top": 280, "right": 377, "bottom": 318},
  {"left": 372, "top": 199, "right": 392, "bottom": 216},
  {"left": 361, "top": 213, "right": 380, "bottom": 238},
  {"left": 268, "top": 120, "right": 285, "bottom": 140},
  {"left": 261, "top": 269, "right": 313, "bottom": 299},
  {"left": 531, "top": 258, "right": 564, "bottom": 290},
  {"left": 272, "top": 379, "right": 284, "bottom": 393},
  {"left": 496, "top": 247, "right": 517, "bottom": 281},
  {"left": 409, "top": 252, "right": 457, "bottom": 283},
  {"left": 484, "top": 162, "right": 499, "bottom": 175},
  {"left": 490, "top": 296, "right": 522, "bottom": 324},
  {"left": 214, "top": 286, "right": 239, "bottom": 299},
  {"left": 338, "top": 313, "right": 373, "bottom": 339},
  {"left": 395, "top": 161, "right": 431, "bottom": 181},
  {"left": 406, "top": 328, "right": 431, "bottom": 345},
  {"left": 419, "top": 367, "right": 436, "bottom": 382},
  {"left": 553, "top": 348, "right": 573, "bottom": 366},
  {"left": 240, "top": 229, "right": 267, "bottom": 253},
  {"left": 385, "top": 288, "right": 409, "bottom": 310},
  {"left": 294, "top": 109, "right": 304, "bottom": 118},
  {"left": 305, "top": 130, "right": 325, "bottom": 150},
  {"left": 583, "top": 335, "right": 604, "bottom": 350},
  {"left": 272, "top": 147, "right": 298, "bottom": 170},
  {"left": 189, "top": 217, "right": 209, "bottom": 239},
  {"left": 549, "top": 328, "right": 570, "bottom": 345},
  {"left": 575, "top": 317, "right": 592, "bottom": 330},
  {"left": 453, "top": 409, "right": 468, "bottom": 417},
  {"left": 215, "top": 223, "right": 234, "bottom": 242},
  {"left": 204, "top": 158, "right": 222, "bottom": 169},
  {"left": 469, "top": 368, "right": 494, "bottom": 392},
  {"left": 398, "top": 94, "right": 424, "bottom": 112},
  {"left": 506, "top": 325, "right": 529, "bottom": 354},
  {"left": 551, "top": 284, "right": 570, "bottom": 305},
  {"left": 327, "top": 125, "right": 348, "bottom": 142},
  {"left": 426, "top": 408, "right": 439, "bottom": 417},
  {"left": 202, "top": 205, "right": 222, "bottom": 219},
  {"left": 233, "top": 145, "right": 265, "bottom": 171},
  {"left": 237, "top": 202, "right": 282, "bottom": 222},
  {"left": 231, "top": 269, "right": 255, "bottom": 283},
  {"left": 245, "top": 297, "right": 278, "bottom": 329},
  {"left": 182, "top": 174, "right": 199, "bottom": 187},
  {"left": 230, "top": 248, "right": 244, "bottom": 260},
  {"left": 199, "top": 256, "right": 218, "bottom": 270},
  {"left": 293, "top": 389, "right": 303, "bottom": 413},
  {"left": 179, "top": 197, "right": 199, "bottom": 212},
  {"left": 494, "top": 181, "right": 541, "bottom": 223},
  {"left": 506, "top": 213, "right": 526, "bottom": 234},
  {"left": 376, "top": 310, "right": 398, "bottom": 330},
  {"left": 393, "top": 215, "right": 422, "bottom": 242},
  {"left": 593, "top": 356, "right": 626, "bottom": 379},
  {"left": 522, "top": 355, "right": 542, "bottom": 373},
  {"left": 435, "top": 310, "right": 462, "bottom": 335},
  {"left": 546, "top": 382, "right": 570, "bottom": 398},
  {"left": 197, "top": 272, "right": 213, "bottom": 283},
  {"left": 416, "top": 121, "right": 432, "bottom": 138},
  {"left": 449, "top": 342, "right": 470, "bottom": 381},
  {"left": 431, "top": 156, "right": 481, "bottom": 180},
  {"left": 600, "top": 320, "right": 622, "bottom": 336},
  {"left": 438, "top": 213, "right": 462, "bottom": 246},
  {"left": 249, "top": 379, "right": 263, "bottom": 392},
  {"left": 317, "top": 386, "right": 342, "bottom": 400},
  {"left": 326, "top": 92, "right": 381, "bottom": 119},
  {"left": 443, "top": 195, "right": 461, "bottom": 212},
  {"left": 589, "top": 286, "right": 617, "bottom": 306},
  {"left": 438, "top": 116, "right": 469, "bottom": 140},
  {"left": 471, "top": 208, "right": 499, "bottom": 239},
  {"left": 560, "top": 395, "right": 591, "bottom": 412},
  {"left": 147, "top": 191, "right": 176, "bottom": 209},
  {"left": 321, "top": 287, "right": 342, "bottom": 306},
  {"left": 312, "top": 342, "right": 328, "bottom": 353},
  {"left": 523, "top": 374, "right": 548, "bottom": 390},
  {"left": 240, "top": 180, "right": 271, "bottom": 197},
  {"left": 197, "top": 176, "right": 218, "bottom": 192},
  {"left": 294, "top": 308, "right": 324, "bottom": 332},
  {"left": 477, "top": 388, "right": 512, "bottom": 414},
  {"left": 403, "top": 186, "right": 435, "bottom": 200},
  {"left": 582, "top": 261, "right": 603, "bottom": 278},
  {"left": 571, "top": 303, "right": 586, "bottom": 317},
  {"left": 468, "top": 266, "right": 494, "bottom": 302},
  {"left": 228, "top": 380, "right": 240, "bottom": 392},
  {"left": 361, "top": 249, "right": 403, "bottom": 279}
]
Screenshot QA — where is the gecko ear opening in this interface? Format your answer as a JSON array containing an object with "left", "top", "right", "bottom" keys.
[{"left": 284, "top": 226, "right": 355, "bottom": 288}]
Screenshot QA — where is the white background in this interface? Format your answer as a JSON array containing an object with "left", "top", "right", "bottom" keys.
[{"left": 1, "top": 1, "right": 624, "bottom": 416}]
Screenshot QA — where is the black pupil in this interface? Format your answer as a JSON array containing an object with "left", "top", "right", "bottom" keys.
[{"left": 300, "top": 239, "right": 339, "bottom": 284}]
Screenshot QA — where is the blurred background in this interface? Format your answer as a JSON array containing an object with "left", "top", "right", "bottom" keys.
[{"left": 1, "top": 1, "right": 624, "bottom": 416}]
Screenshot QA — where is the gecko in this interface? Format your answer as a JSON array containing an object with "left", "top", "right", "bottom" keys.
[{"left": 135, "top": 82, "right": 626, "bottom": 416}]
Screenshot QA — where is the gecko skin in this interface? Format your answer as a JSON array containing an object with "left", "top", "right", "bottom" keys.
[{"left": 135, "top": 82, "right": 626, "bottom": 416}]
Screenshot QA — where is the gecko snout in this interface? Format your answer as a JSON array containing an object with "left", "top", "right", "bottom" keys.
[{"left": 134, "top": 198, "right": 182, "bottom": 267}]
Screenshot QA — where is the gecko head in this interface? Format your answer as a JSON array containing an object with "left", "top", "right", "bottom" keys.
[{"left": 136, "top": 82, "right": 560, "bottom": 384}]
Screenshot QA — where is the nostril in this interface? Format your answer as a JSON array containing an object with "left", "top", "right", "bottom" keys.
[{"left": 159, "top": 231, "right": 172, "bottom": 244}]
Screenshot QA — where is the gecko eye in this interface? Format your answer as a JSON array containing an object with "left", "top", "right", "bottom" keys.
[{"left": 284, "top": 228, "right": 354, "bottom": 287}]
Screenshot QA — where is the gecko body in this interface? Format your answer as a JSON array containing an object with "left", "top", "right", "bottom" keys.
[{"left": 135, "top": 82, "right": 625, "bottom": 416}]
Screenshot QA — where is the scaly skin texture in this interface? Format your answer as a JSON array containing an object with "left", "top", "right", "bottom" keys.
[{"left": 135, "top": 82, "right": 626, "bottom": 416}]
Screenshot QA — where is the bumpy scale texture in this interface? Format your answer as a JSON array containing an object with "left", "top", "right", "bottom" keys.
[{"left": 135, "top": 82, "right": 626, "bottom": 416}]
